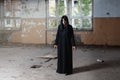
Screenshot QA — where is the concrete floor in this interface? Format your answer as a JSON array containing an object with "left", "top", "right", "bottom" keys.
[{"left": 0, "top": 43, "right": 120, "bottom": 80}]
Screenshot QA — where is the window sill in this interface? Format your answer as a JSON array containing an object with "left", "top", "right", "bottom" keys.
[{"left": 0, "top": 28, "right": 21, "bottom": 32}]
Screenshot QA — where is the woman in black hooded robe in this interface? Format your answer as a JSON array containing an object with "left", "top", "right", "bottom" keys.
[{"left": 54, "top": 15, "right": 76, "bottom": 75}]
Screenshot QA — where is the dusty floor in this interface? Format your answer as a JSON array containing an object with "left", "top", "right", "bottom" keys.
[{"left": 0, "top": 44, "right": 120, "bottom": 80}]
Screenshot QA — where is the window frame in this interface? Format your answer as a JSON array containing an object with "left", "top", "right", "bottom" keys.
[
  {"left": 0, "top": 0, "right": 21, "bottom": 30},
  {"left": 47, "top": 0, "right": 93, "bottom": 30}
]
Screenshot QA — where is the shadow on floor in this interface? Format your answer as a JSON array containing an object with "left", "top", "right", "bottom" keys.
[{"left": 73, "top": 59, "right": 120, "bottom": 74}]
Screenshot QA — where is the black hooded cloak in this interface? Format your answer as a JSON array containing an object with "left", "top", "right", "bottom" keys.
[{"left": 54, "top": 24, "right": 76, "bottom": 74}]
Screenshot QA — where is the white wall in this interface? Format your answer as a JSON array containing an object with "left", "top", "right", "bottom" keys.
[{"left": 94, "top": 0, "right": 120, "bottom": 17}]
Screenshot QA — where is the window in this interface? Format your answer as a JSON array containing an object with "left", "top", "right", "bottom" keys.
[
  {"left": 0, "top": 0, "right": 21, "bottom": 30},
  {"left": 47, "top": 0, "right": 67, "bottom": 29},
  {"left": 47, "top": 0, "right": 92, "bottom": 30}
]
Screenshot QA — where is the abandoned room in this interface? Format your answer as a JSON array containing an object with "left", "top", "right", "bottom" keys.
[{"left": 0, "top": 0, "right": 120, "bottom": 80}]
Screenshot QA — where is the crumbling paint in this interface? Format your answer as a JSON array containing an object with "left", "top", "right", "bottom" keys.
[{"left": 1, "top": 0, "right": 120, "bottom": 46}]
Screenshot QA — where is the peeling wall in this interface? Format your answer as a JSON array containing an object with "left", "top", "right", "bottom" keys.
[
  {"left": 0, "top": 0, "right": 120, "bottom": 46},
  {"left": 10, "top": 18, "right": 46, "bottom": 44},
  {"left": 0, "top": 0, "right": 46, "bottom": 44}
]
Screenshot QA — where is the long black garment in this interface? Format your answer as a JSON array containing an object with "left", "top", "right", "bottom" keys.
[{"left": 54, "top": 24, "right": 75, "bottom": 74}]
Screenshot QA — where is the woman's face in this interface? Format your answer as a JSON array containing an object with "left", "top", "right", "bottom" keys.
[{"left": 62, "top": 19, "right": 67, "bottom": 26}]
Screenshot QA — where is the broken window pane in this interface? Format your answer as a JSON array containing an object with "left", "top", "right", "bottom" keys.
[
  {"left": 82, "top": 0, "right": 92, "bottom": 17},
  {"left": 82, "top": 18, "right": 91, "bottom": 28},
  {"left": 49, "top": 19, "right": 57, "bottom": 28},
  {"left": 72, "top": 0, "right": 81, "bottom": 16},
  {"left": 49, "top": 0, "right": 56, "bottom": 17},
  {"left": 58, "top": 0, "right": 67, "bottom": 16},
  {"left": 72, "top": 19, "right": 82, "bottom": 29}
]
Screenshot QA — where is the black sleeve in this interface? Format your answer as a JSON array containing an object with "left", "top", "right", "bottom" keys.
[
  {"left": 54, "top": 25, "right": 60, "bottom": 45},
  {"left": 70, "top": 25, "right": 76, "bottom": 46}
]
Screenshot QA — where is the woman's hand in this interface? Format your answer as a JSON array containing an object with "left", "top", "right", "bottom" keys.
[
  {"left": 54, "top": 45, "right": 58, "bottom": 49},
  {"left": 72, "top": 46, "right": 76, "bottom": 50}
]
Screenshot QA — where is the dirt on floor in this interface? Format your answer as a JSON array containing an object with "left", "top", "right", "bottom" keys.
[{"left": 0, "top": 43, "right": 120, "bottom": 80}]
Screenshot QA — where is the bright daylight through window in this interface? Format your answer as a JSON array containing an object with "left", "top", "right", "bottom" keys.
[{"left": 48, "top": 0, "right": 92, "bottom": 30}]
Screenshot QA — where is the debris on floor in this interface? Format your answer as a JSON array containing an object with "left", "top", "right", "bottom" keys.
[
  {"left": 36, "top": 49, "right": 57, "bottom": 59},
  {"left": 36, "top": 54, "right": 57, "bottom": 59},
  {"left": 96, "top": 59, "right": 104, "bottom": 63},
  {"left": 30, "top": 65, "right": 42, "bottom": 68}
]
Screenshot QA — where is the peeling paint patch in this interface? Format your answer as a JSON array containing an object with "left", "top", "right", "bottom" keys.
[{"left": 22, "top": 20, "right": 45, "bottom": 27}]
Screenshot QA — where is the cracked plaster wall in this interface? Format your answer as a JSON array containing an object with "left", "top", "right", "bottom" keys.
[
  {"left": 0, "top": 0, "right": 46, "bottom": 44},
  {"left": 0, "top": 0, "right": 120, "bottom": 46}
]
